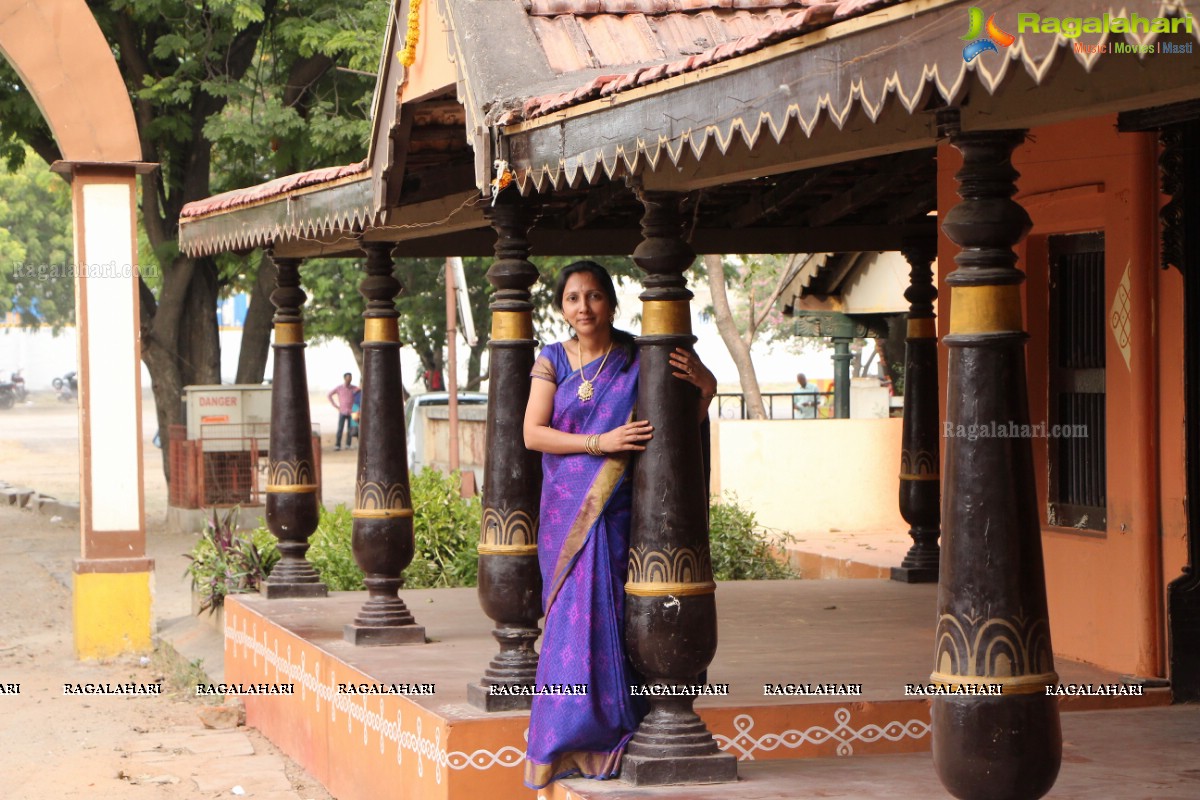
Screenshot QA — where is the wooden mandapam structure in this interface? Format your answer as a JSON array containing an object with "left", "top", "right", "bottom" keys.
[{"left": 179, "top": 1, "right": 1200, "bottom": 798}]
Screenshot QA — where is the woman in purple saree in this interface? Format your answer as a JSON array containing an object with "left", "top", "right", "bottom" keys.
[{"left": 522, "top": 262, "right": 716, "bottom": 789}]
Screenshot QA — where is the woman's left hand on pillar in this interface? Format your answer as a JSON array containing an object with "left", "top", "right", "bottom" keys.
[{"left": 668, "top": 347, "right": 717, "bottom": 398}]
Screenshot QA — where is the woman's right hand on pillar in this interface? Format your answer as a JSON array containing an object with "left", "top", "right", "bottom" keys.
[{"left": 600, "top": 420, "right": 654, "bottom": 453}]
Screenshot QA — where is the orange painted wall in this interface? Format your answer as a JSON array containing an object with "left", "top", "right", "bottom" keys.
[{"left": 936, "top": 115, "right": 1179, "bottom": 677}]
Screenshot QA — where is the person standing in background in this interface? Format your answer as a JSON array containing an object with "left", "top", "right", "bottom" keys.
[
  {"left": 793, "top": 372, "right": 819, "bottom": 419},
  {"left": 328, "top": 372, "right": 358, "bottom": 451}
]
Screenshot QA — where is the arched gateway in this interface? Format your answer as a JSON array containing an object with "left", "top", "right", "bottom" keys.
[{"left": 0, "top": 0, "right": 152, "bottom": 658}]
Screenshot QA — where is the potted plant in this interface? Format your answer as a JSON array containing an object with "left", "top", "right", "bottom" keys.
[{"left": 184, "top": 507, "right": 280, "bottom": 629}]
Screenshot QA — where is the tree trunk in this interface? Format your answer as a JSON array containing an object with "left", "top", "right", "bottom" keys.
[
  {"left": 179, "top": 261, "right": 222, "bottom": 386},
  {"left": 142, "top": 255, "right": 222, "bottom": 482},
  {"left": 344, "top": 336, "right": 364, "bottom": 377},
  {"left": 467, "top": 342, "right": 484, "bottom": 387},
  {"left": 704, "top": 254, "right": 766, "bottom": 419},
  {"left": 235, "top": 253, "right": 276, "bottom": 384}
]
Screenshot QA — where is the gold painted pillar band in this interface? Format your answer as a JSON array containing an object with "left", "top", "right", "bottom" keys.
[
  {"left": 625, "top": 581, "right": 717, "bottom": 597},
  {"left": 265, "top": 483, "right": 319, "bottom": 493},
  {"left": 477, "top": 543, "right": 539, "bottom": 556},
  {"left": 364, "top": 318, "right": 400, "bottom": 342},
  {"left": 930, "top": 671, "right": 1060, "bottom": 696},
  {"left": 641, "top": 300, "right": 692, "bottom": 335},
  {"left": 491, "top": 311, "right": 534, "bottom": 341},
  {"left": 274, "top": 321, "right": 304, "bottom": 344},
  {"left": 352, "top": 507, "right": 415, "bottom": 519},
  {"left": 907, "top": 318, "right": 937, "bottom": 339},
  {"left": 948, "top": 285, "right": 1023, "bottom": 334}
]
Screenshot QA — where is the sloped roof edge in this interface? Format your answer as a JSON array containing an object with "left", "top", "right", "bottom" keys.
[{"left": 502, "top": 0, "right": 1200, "bottom": 194}]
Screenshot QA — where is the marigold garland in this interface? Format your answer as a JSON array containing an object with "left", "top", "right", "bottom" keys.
[{"left": 398, "top": 0, "right": 422, "bottom": 68}]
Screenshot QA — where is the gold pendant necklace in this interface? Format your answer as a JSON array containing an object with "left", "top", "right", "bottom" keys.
[{"left": 576, "top": 341, "right": 613, "bottom": 402}]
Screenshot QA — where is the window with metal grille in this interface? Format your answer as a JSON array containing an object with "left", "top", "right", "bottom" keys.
[{"left": 1047, "top": 232, "right": 1107, "bottom": 531}]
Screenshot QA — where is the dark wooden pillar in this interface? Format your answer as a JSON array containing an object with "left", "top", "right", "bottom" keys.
[
  {"left": 831, "top": 337, "right": 852, "bottom": 418},
  {"left": 933, "top": 121, "right": 1061, "bottom": 800},
  {"left": 1163, "top": 119, "right": 1200, "bottom": 700},
  {"left": 892, "top": 239, "right": 941, "bottom": 583},
  {"left": 621, "top": 190, "right": 736, "bottom": 786},
  {"left": 467, "top": 190, "right": 543, "bottom": 710},
  {"left": 344, "top": 243, "right": 425, "bottom": 646},
  {"left": 262, "top": 254, "right": 327, "bottom": 599}
]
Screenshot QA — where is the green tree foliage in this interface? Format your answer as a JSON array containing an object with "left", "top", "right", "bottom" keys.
[
  {"left": 0, "top": 149, "right": 74, "bottom": 331},
  {"left": 0, "top": 0, "right": 391, "bottom": 480},
  {"left": 301, "top": 257, "right": 495, "bottom": 390}
]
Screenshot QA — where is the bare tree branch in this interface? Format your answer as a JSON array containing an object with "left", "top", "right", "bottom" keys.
[{"left": 705, "top": 254, "right": 766, "bottom": 420}]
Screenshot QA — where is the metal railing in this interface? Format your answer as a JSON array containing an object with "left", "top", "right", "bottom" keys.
[{"left": 712, "top": 391, "right": 836, "bottom": 420}]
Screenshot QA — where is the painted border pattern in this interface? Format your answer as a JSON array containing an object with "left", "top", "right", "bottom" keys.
[
  {"left": 714, "top": 709, "right": 931, "bottom": 759},
  {"left": 226, "top": 618, "right": 526, "bottom": 783},
  {"left": 226, "top": 616, "right": 933, "bottom": 779}
]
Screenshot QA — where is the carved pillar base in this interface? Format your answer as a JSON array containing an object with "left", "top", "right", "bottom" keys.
[
  {"left": 620, "top": 698, "right": 737, "bottom": 785},
  {"left": 264, "top": 579, "right": 328, "bottom": 599},
  {"left": 344, "top": 576, "right": 426, "bottom": 645},
  {"left": 344, "top": 624, "right": 426, "bottom": 646},
  {"left": 891, "top": 525, "right": 940, "bottom": 583},
  {"left": 465, "top": 624, "right": 541, "bottom": 710}
]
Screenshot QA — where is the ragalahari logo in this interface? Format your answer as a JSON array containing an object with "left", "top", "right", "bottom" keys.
[{"left": 961, "top": 7, "right": 1015, "bottom": 62}]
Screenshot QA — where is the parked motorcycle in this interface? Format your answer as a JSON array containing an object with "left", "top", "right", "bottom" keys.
[
  {"left": 8, "top": 370, "right": 27, "bottom": 403},
  {"left": 55, "top": 371, "right": 78, "bottom": 402},
  {"left": 0, "top": 369, "right": 25, "bottom": 409}
]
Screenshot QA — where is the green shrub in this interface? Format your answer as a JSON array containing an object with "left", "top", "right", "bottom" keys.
[
  {"left": 307, "top": 503, "right": 364, "bottom": 591},
  {"left": 708, "top": 493, "right": 796, "bottom": 581},
  {"left": 288, "top": 469, "right": 482, "bottom": 590},
  {"left": 405, "top": 468, "right": 481, "bottom": 588},
  {"left": 185, "top": 508, "right": 280, "bottom": 614}
]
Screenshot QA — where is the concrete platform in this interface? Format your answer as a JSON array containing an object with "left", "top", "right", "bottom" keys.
[
  {"left": 784, "top": 528, "right": 915, "bottom": 580},
  {"left": 222, "top": 579, "right": 1168, "bottom": 800},
  {"left": 551, "top": 705, "right": 1200, "bottom": 799}
]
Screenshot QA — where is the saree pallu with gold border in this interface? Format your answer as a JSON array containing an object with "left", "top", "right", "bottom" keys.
[{"left": 524, "top": 341, "right": 644, "bottom": 789}]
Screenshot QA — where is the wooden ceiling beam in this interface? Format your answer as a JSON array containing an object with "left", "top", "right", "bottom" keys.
[
  {"left": 803, "top": 150, "right": 933, "bottom": 227},
  {"left": 718, "top": 166, "right": 838, "bottom": 229},
  {"left": 568, "top": 181, "right": 634, "bottom": 230}
]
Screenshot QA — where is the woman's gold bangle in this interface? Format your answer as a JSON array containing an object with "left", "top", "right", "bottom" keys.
[{"left": 585, "top": 433, "right": 604, "bottom": 456}]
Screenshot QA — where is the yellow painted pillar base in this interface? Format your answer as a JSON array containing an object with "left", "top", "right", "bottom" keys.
[{"left": 73, "top": 562, "right": 154, "bottom": 659}]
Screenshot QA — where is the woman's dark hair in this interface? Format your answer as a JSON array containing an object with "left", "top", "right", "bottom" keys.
[{"left": 552, "top": 260, "right": 635, "bottom": 368}]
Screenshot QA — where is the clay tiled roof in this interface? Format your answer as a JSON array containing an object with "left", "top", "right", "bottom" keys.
[
  {"left": 505, "top": 0, "right": 899, "bottom": 123},
  {"left": 179, "top": 161, "right": 368, "bottom": 219},
  {"left": 526, "top": 0, "right": 805, "bottom": 14}
]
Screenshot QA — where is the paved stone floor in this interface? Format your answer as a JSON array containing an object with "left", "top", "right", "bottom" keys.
[{"left": 551, "top": 704, "right": 1200, "bottom": 799}]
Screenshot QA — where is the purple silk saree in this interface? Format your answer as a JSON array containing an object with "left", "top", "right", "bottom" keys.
[{"left": 523, "top": 341, "right": 644, "bottom": 790}]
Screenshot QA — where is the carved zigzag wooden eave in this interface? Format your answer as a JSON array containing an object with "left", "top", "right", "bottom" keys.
[
  {"left": 178, "top": 175, "right": 378, "bottom": 258},
  {"left": 502, "top": 0, "right": 1200, "bottom": 195}
]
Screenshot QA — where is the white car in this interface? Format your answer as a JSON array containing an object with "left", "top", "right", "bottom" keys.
[{"left": 404, "top": 391, "right": 488, "bottom": 479}]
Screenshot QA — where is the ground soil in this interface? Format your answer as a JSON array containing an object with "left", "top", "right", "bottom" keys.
[{"left": 0, "top": 394, "right": 336, "bottom": 799}]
